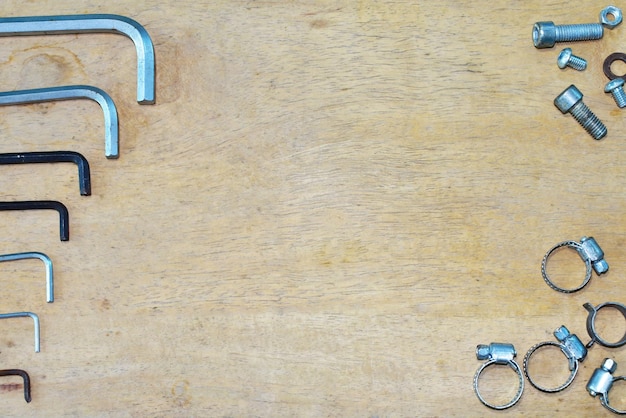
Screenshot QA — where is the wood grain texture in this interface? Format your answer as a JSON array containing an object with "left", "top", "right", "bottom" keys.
[{"left": 0, "top": 0, "right": 624, "bottom": 416}]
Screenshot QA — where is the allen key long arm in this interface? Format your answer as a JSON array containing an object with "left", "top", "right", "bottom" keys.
[
  {"left": 0, "top": 312, "right": 40, "bottom": 352},
  {"left": 0, "top": 86, "right": 119, "bottom": 159},
  {"left": 0, "top": 369, "right": 31, "bottom": 402},
  {"left": 0, "top": 201, "right": 69, "bottom": 241},
  {"left": 0, "top": 151, "right": 91, "bottom": 195},
  {"left": 0, "top": 252, "right": 54, "bottom": 302},
  {"left": 0, "top": 14, "right": 155, "bottom": 104}
]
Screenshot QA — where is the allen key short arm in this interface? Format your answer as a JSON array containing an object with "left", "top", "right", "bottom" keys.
[
  {"left": 0, "top": 86, "right": 119, "bottom": 159},
  {"left": 0, "top": 151, "right": 91, "bottom": 195},
  {"left": 0, "top": 252, "right": 54, "bottom": 302},
  {"left": 0, "top": 201, "right": 69, "bottom": 241},
  {"left": 0, "top": 14, "right": 155, "bottom": 104},
  {"left": 0, "top": 369, "right": 31, "bottom": 402},
  {"left": 0, "top": 312, "right": 40, "bottom": 352}
]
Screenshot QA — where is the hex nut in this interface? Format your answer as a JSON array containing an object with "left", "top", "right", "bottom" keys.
[
  {"left": 603, "top": 358, "right": 617, "bottom": 373},
  {"left": 533, "top": 21, "right": 556, "bottom": 48},
  {"left": 601, "top": 6, "right": 623, "bottom": 29},
  {"left": 554, "top": 85, "right": 583, "bottom": 113}
]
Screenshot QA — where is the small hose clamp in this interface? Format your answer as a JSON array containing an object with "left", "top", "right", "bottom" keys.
[
  {"left": 523, "top": 325, "right": 587, "bottom": 393},
  {"left": 584, "top": 302, "right": 626, "bottom": 348},
  {"left": 541, "top": 237, "right": 608, "bottom": 293},
  {"left": 474, "top": 343, "right": 524, "bottom": 410},
  {"left": 587, "top": 358, "right": 626, "bottom": 414}
]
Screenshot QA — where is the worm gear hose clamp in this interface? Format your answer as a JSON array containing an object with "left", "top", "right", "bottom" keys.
[{"left": 473, "top": 342, "right": 524, "bottom": 410}]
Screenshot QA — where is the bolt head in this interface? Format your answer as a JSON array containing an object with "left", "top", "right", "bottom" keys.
[
  {"left": 533, "top": 21, "right": 556, "bottom": 48},
  {"left": 554, "top": 85, "right": 583, "bottom": 113},
  {"left": 557, "top": 48, "right": 573, "bottom": 68},
  {"left": 593, "top": 259, "right": 609, "bottom": 275},
  {"left": 476, "top": 344, "right": 490, "bottom": 360},
  {"left": 603, "top": 358, "right": 617, "bottom": 373},
  {"left": 605, "top": 78, "right": 625, "bottom": 92},
  {"left": 554, "top": 325, "right": 570, "bottom": 341}
]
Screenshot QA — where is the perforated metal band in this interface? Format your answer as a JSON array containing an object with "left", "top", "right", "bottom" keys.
[
  {"left": 473, "top": 359, "right": 524, "bottom": 410},
  {"left": 542, "top": 240, "right": 591, "bottom": 293},
  {"left": 523, "top": 341, "right": 578, "bottom": 393}
]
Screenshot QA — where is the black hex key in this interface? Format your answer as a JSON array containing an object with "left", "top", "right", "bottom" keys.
[
  {"left": 0, "top": 201, "right": 69, "bottom": 241},
  {"left": 0, "top": 151, "right": 91, "bottom": 196}
]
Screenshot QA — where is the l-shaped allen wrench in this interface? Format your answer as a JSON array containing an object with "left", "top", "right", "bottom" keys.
[
  {"left": 0, "top": 14, "right": 155, "bottom": 104},
  {"left": 0, "top": 86, "right": 119, "bottom": 159},
  {"left": 0, "top": 252, "right": 54, "bottom": 302},
  {"left": 0, "top": 151, "right": 91, "bottom": 196},
  {"left": 0, "top": 369, "right": 31, "bottom": 402},
  {"left": 0, "top": 201, "right": 69, "bottom": 241},
  {"left": 0, "top": 312, "right": 40, "bottom": 352}
]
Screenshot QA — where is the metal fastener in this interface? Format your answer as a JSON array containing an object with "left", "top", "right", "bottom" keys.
[
  {"left": 587, "top": 358, "right": 626, "bottom": 414},
  {"left": 605, "top": 79, "right": 626, "bottom": 108},
  {"left": 583, "top": 302, "right": 626, "bottom": 348},
  {"left": 533, "top": 6, "right": 623, "bottom": 48},
  {"left": 542, "top": 237, "right": 608, "bottom": 293},
  {"left": 474, "top": 343, "right": 524, "bottom": 410},
  {"left": 524, "top": 325, "right": 587, "bottom": 393},
  {"left": 557, "top": 48, "right": 587, "bottom": 70},
  {"left": 554, "top": 85, "right": 607, "bottom": 140}
]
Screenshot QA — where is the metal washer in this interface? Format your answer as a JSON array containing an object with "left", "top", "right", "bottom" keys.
[
  {"left": 473, "top": 359, "right": 524, "bottom": 410},
  {"left": 603, "top": 52, "right": 626, "bottom": 81}
]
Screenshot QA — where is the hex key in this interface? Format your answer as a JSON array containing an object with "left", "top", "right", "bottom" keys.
[
  {"left": 0, "top": 86, "right": 119, "bottom": 159},
  {"left": 0, "top": 312, "right": 40, "bottom": 352},
  {"left": 0, "top": 14, "right": 155, "bottom": 104},
  {"left": 0, "top": 252, "right": 53, "bottom": 303},
  {"left": 0, "top": 201, "right": 69, "bottom": 241},
  {"left": 0, "top": 151, "right": 91, "bottom": 195},
  {"left": 0, "top": 369, "right": 31, "bottom": 402}
]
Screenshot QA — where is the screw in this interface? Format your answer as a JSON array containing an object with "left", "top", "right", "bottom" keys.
[
  {"left": 605, "top": 79, "right": 626, "bottom": 108},
  {"left": 534, "top": 21, "right": 603, "bottom": 48},
  {"left": 557, "top": 48, "right": 587, "bottom": 70},
  {"left": 554, "top": 85, "right": 607, "bottom": 140}
]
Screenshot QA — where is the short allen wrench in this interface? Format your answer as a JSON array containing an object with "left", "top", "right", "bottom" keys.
[
  {"left": 0, "top": 252, "right": 54, "bottom": 302},
  {"left": 0, "top": 151, "right": 91, "bottom": 195},
  {"left": 0, "top": 14, "right": 155, "bottom": 104},
  {"left": 0, "top": 312, "right": 40, "bottom": 352},
  {"left": 0, "top": 86, "right": 119, "bottom": 159},
  {"left": 0, "top": 201, "right": 69, "bottom": 241}
]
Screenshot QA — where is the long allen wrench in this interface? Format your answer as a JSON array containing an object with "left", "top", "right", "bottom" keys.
[
  {"left": 0, "top": 369, "right": 31, "bottom": 402},
  {"left": 0, "top": 201, "right": 69, "bottom": 241},
  {"left": 0, "top": 312, "right": 40, "bottom": 352},
  {"left": 0, "top": 252, "right": 53, "bottom": 303},
  {"left": 0, "top": 86, "right": 119, "bottom": 159},
  {"left": 0, "top": 151, "right": 91, "bottom": 196},
  {"left": 0, "top": 14, "right": 155, "bottom": 104}
]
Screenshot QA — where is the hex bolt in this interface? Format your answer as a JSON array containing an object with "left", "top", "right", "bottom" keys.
[
  {"left": 557, "top": 48, "right": 587, "bottom": 70},
  {"left": 554, "top": 85, "right": 607, "bottom": 140},
  {"left": 605, "top": 79, "right": 626, "bottom": 108},
  {"left": 533, "top": 21, "right": 603, "bottom": 48}
]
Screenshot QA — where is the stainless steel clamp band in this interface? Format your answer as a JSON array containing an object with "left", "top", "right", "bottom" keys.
[
  {"left": 541, "top": 237, "right": 608, "bottom": 293},
  {"left": 523, "top": 325, "right": 587, "bottom": 393},
  {"left": 474, "top": 343, "right": 524, "bottom": 410}
]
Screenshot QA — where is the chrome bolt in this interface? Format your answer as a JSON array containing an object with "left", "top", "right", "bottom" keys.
[
  {"left": 557, "top": 48, "right": 587, "bottom": 70},
  {"left": 554, "top": 85, "right": 607, "bottom": 140},
  {"left": 534, "top": 21, "right": 603, "bottom": 48},
  {"left": 605, "top": 79, "right": 626, "bottom": 108}
]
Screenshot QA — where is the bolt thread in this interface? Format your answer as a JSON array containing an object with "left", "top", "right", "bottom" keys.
[
  {"left": 611, "top": 88, "right": 626, "bottom": 108},
  {"left": 567, "top": 55, "right": 587, "bottom": 71},
  {"left": 555, "top": 23, "right": 603, "bottom": 42},
  {"left": 569, "top": 101, "right": 607, "bottom": 140}
]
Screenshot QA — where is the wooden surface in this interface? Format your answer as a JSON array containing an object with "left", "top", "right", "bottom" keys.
[{"left": 0, "top": 0, "right": 625, "bottom": 416}]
